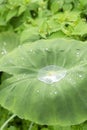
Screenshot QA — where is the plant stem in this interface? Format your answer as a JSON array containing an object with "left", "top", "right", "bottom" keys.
[
  {"left": 0, "top": 114, "right": 16, "bottom": 130},
  {"left": 28, "top": 122, "right": 34, "bottom": 130}
]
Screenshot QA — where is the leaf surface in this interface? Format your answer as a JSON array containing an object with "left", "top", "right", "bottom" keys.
[
  {"left": 0, "top": 39, "right": 87, "bottom": 126},
  {"left": 0, "top": 32, "right": 20, "bottom": 59}
]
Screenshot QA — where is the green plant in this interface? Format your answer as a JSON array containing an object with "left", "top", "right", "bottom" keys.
[{"left": 0, "top": 0, "right": 87, "bottom": 130}]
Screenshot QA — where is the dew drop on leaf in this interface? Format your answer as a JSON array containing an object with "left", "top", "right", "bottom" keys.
[
  {"left": 38, "top": 65, "right": 67, "bottom": 84},
  {"left": 54, "top": 91, "right": 57, "bottom": 94},
  {"left": 37, "top": 90, "right": 40, "bottom": 93},
  {"left": 77, "top": 51, "right": 79, "bottom": 54},
  {"left": 45, "top": 48, "right": 48, "bottom": 51},
  {"left": 1, "top": 48, "right": 7, "bottom": 55},
  {"left": 76, "top": 49, "right": 80, "bottom": 57},
  {"left": 79, "top": 75, "right": 82, "bottom": 78}
]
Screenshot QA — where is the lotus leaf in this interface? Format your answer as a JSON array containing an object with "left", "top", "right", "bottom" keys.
[{"left": 0, "top": 39, "right": 87, "bottom": 126}]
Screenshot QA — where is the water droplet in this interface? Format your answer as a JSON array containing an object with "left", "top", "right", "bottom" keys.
[
  {"left": 38, "top": 65, "right": 67, "bottom": 84},
  {"left": 30, "top": 49, "right": 33, "bottom": 52},
  {"left": 76, "top": 49, "right": 80, "bottom": 57},
  {"left": 77, "top": 52, "right": 79, "bottom": 55},
  {"left": 54, "top": 91, "right": 57, "bottom": 94},
  {"left": 37, "top": 90, "right": 40, "bottom": 93},
  {"left": 1, "top": 48, "right": 7, "bottom": 55},
  {"left": 45, "top": 48, "right": 48, "bottom": 51},
  {"left": 79, "top": 75, "right": 82, "bottom": 78}
]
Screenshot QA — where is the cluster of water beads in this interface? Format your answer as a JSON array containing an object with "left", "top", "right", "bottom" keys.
[{"left": 38, "top": 65, "right": 67, "bottom": 84}]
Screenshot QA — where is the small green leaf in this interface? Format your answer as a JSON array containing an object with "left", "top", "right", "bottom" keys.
[
  {"left": 6, "top": 9, "right": 17, "bottom": 22},
  {"left": 50, "top": 0, "right": 64, "bottom": 13},
  {"left": 18, "top": 5, "right": 26, "bottom": 16},
  {"left": 20, "top": 27, "right": 40, "bottom": 43},
  {"left": 79, "top": 0, "right": 87, "bottom": 6},
  {"left": 51, "top": 2, "right": 59, "bottom": 13},
  {"left": 48, "top": 31, "right": 66, "bottom": 39},
  {"left": 63, "top": 3, "right": 72, "bottom": 11},
  {"left": 72, "top": 20, "right": 87, "bottom": 36}
]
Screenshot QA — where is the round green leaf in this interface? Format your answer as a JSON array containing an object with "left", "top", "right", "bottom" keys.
[{"left": 0, "top": 39, "right": 87, "bottom": 126}]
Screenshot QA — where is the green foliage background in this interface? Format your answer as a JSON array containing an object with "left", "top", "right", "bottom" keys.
[{"left": 0, "top": 0, "right": 87, "bottom": 130}]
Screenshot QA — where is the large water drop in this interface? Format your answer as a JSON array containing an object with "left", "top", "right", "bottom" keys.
[{"left": 38, "top": 65, "right": 66, "bottom": 84}]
